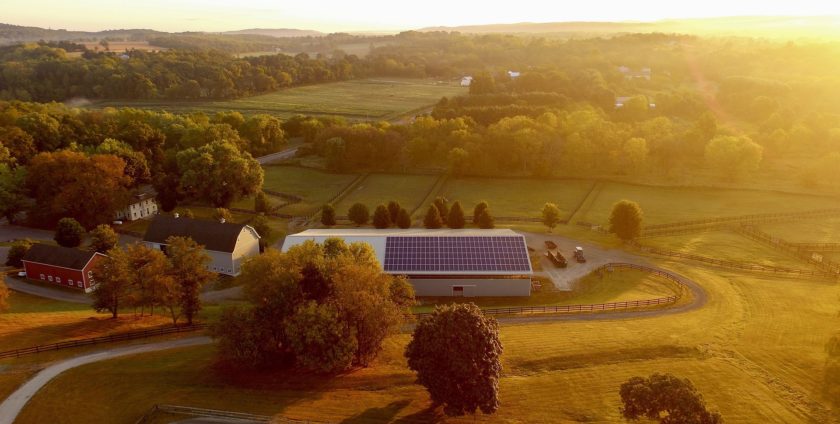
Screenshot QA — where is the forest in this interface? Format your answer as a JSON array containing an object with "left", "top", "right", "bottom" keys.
[{"left": 2, "top": 32, "right": 840, "bottom": 230}]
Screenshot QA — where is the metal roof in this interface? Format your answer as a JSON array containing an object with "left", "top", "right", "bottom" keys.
[
  {"left": 143, "top": 215, "right": 258, "bottom": 253},
  {"left": 22, "top": 244, "right": 101, "bottom": 270},
  {"left": 282, "top": 229, "right": 532, "bottom": 276}
]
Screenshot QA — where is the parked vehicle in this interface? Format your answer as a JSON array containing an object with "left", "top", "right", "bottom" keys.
[
  {"left": 574, "top": 246, "right": 586, "bottom": 263},
  {"left": 545, "top": 251, "right": 567, "bottom": 268},
  {"left": 17, "top": 271, "right": 26, "bottom": 277},
  {"left": 544, "top": 240, "right": 557, "bottom": 249}
]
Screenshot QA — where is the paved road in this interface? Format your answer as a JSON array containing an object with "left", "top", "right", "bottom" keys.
[
  {"left": 255, "top": 146, "right": 299, "bottom": 165},
  {"left": 0, "top": 336, "right": 212, "bottom": 424},
  {"left": 4, "top": 276, "right": 92, "bottom": 304},
  {"left": 522, "top": 231, "right": 652, "bottom": 290}
]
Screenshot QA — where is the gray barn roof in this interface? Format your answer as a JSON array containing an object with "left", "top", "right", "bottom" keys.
[
  {"left": 22, "top": 244, "right": 100, "bottom": 270},
  {"left": 143, "top": 215, "right": 253, "bottom": 253}
]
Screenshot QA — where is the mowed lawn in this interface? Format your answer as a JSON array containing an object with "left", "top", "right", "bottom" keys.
[
  {"left": 641, "top": 230, "right": 814, "bottom": 269},
  {"left": 579, "top": 182, "right": 840, "bottom": 226},
  {"left": 15, "top": 261, "right": 840, "bottom": 423},
  {"left": 263, "top": 166, "right": 359, "bottom": 216},
  {"left": 0, "top": 292, "right": 172, "bottom": 352},
  {"left": 91, "top": 78, "right": 467, "bottom": 120},
  {"left": 438, "top": 177, "right": 593, "bottom": 219},
  {"left": 333, "top": 174, "right": 438, "bottom": 215}
]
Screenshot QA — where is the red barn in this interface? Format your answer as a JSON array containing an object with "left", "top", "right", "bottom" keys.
[{"left": 21, "top": 244, "right": 106, "bottom": 293}]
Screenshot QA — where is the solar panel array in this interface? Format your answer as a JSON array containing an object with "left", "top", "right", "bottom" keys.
[{"left": 383, "top": 236, "right": 530, "bottom": 273}]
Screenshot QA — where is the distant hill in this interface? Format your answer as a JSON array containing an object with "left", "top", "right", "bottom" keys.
[
  {"left": 221, "top": 28, "right": 324, "bottom": 38},
  {"left": 418, "top": 16, "right": 840, "bottom": 39},
  {"left": 0, "top": 23, "right": 163, "bottom": 44}
]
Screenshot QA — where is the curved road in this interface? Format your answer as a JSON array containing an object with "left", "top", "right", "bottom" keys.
[{"left": 0, "top": 337, "right": 212, "bottom": 424}]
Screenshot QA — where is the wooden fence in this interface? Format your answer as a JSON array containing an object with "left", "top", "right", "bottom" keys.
[
  {"left": 0, "top": 324, "right": 207, "bottom": 360},
  {"left": 414, "top": 263, "right": 685, "bottom": 318},
  {"left": 735, "top": 225, "right": 840, "bottom": 275}
]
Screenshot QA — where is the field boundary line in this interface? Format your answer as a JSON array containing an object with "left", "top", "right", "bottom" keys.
[
  {"left": 567, "top": 181, "right": 602, "bottom": 225},
  {"left": 411, "top": 173, "right": 449, "bottom": 217}
]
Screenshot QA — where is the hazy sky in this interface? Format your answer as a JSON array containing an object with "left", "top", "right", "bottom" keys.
[{"left": 5, "top": 0, "right": 840, "bottom": 32}]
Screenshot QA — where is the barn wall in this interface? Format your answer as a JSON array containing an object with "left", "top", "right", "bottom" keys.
[
  {"left": 409, "top": 277, "right": 531, "bottom": 297},
  {"left": 22, "top": 262, "right": 86, "bottom": 291}
]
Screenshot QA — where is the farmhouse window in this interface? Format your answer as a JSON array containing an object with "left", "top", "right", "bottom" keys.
[
  {"left": 77, "top": 281, "right": 83, "bottom": 288},
  {"left": 40, "top": 274, "right": 45, "bottom": 280},
  {"left": 48, "top": 276, "right": 53, "bottom": 282},
  {"left": 69, "top": 279, "right": 73, "bottom": 285},
  {"left": 56, "top": 277, "right": 61, "bottom": 283}
]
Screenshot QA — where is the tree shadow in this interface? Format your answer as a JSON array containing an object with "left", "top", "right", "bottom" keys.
[
  {"left": 392, "top": 404, "right": 446, "bottom": 424},
  {"left": 339, "top": 400, "right": 411, "bottom": 423}
]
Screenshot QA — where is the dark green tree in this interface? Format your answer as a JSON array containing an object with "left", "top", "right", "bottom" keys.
[
  {"left": 433, "top": 197, "right": 449, "bottom": 225},
  {"left": 447, "top": 201, "right": 466, "bottom": 229},
  {"left": 387, "top": 200, "right": 401, "bottom": 223},
  {"left": 88, "top": 224, "right": 119, "bottom": 253},
  {"left": 254, "top": 191, "right": 271, "bottom": 214},
  {"left": 609, "top": 200, "right": 643, "bottom": 241},
  {"left": 619, "top": 373, "right": 723, "bottom": 424},
  {"left": 373, "top": 204, "right": 392, "bottom": 229},
  {"left": 424, "top": 205, "right": 443, "bottom": 229},
  {"left": 473, "top": 201, "right": 489, "bottom": 225},
  {"left": 5, "top": 239, "right": 33, "bottom": 267},
  {"left": 54, "top": 217, "right": 85, "bottom": 248},
  {"left": 405, "top": 303, "right": 503, "bottom": 416},
  {"left": 321, "top": 204, "right": 337, "bottom": 227},
  {"left": 249, "top": 215, "right": 272, "bottom": 250},
  {"left": 348, "top": 203, "right": 370, "bottom": 226},
  {"left": 478, "top": 209, "right": 495, "bottom": 229},
  {"left": 396, "top": 208, "right": 412, "bottom": 229},
  {"left": 166, "top": 236, "right": 215, "bottom": 325},
  {"left": 541, "top": 203, "right": 562, "bottom": 232},
  {"left": 299, "top": 262, "right": 332, "bottom": 303}
]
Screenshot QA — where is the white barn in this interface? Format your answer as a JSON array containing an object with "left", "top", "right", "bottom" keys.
[
  {"left": 282, "top": 229, "right": 533, "bottom": 297},
  {"left": 142, "top": 215, "right": 260, "bottom": 276}
]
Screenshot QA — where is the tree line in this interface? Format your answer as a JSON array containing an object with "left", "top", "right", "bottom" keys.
[{"left": 320, "top": 197, "right": 496, "bottom": 229}]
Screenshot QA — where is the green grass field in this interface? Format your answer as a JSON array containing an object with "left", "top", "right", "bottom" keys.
[
  {"left": 92, "top": 78, "right": 466, "bottom": 120},
  {"left": 578, "top": 182, "right": 840, "bottom": 226},
  {"left": 14, "top": 261, "right": 840, "bottom": 423},
  {"left": 263, "top": 166, "right": 359, "bottom": 216},
  {"left": 641, "top": 230, "right": 813, "bottom": 269},
  {"left": 760, "top": 216, "right": 840, "bottom": 243},
  {"left": 438, "top": 177, "right": 594, "bottom": 219},
  {"left": 334, "top": 174, "right": 438, "bottom": 215}
]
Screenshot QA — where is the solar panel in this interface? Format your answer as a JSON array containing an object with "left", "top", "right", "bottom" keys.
[{"left": 383, "top": 236, "right": 531, "bottom": 273}]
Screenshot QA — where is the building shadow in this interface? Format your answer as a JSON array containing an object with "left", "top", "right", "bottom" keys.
[{"left": 339, "top": 400, "right": 411, "bottom": 423}]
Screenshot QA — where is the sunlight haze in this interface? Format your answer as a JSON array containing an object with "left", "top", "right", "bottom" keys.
[{"left": 4, "top": 0, "right": 840, "bottom": 32}]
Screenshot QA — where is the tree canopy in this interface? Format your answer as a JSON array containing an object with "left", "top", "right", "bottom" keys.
[
  {"left": 405, "top": 303, "right": 503, "bottom": 416},
  {"left": 609, "top": 200, "right": 643, "bottom": 241},
  {"left": 54, "top": 217, "right": 85, "bottom": 247},
  {"left": 619, "top": 373, "right": 723, "bottom": 424}
]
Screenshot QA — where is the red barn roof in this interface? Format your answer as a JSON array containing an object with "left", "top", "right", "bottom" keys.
[{"left": 22, "top": 244, "right": 102, "bottom": 270}]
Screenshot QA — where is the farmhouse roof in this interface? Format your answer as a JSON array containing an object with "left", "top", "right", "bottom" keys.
[
  {"left": 22, "top": 244, "right": 100, "bottom": 270},
  {"left": 143, "top": 215, "right": 257, "bottom": 253}
]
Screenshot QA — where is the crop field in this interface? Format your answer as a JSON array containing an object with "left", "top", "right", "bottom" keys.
[
  {"left": 577, "top": 182, "right": 840, "bottom": 226},
  {"left": 438, "top": 177, "right": 594, "bottom": 219},
  {"left": 14, "top": 259, "right": 840, "bottom": 423},
  {"left": 264, "top": 166, "right": 359, "bottom": 216},
  {"left": 333, "top": 174, "right": 438, "bottom": 215},
  {"left": 92, "top": 78, "right": 466, "bottom": 120},
  {"left": 640, "top": 230, "right": 813, "bottom": 269}
]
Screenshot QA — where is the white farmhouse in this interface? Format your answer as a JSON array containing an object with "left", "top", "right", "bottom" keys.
[
  {"left": 142, "top": 215, "right": 261, "bottom": 276},
  {"left": 460, "top": 76, "right": 473, "bottom": 86},
  {"left": 115, "top": 186, "right": 158, "bottom": 222}
]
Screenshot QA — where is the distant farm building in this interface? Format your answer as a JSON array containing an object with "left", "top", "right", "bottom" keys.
[
  {"left": 618, "top": 66, "right": 652, "bottom": 80},
  {"left": 142, "top": 215, "right": 260, "bottom": 276},
  {"left": 21, "top": 244, "right": 106, "bottom": 293},
  {"left": 615, "top": 96, "right": 656, "bottom": 109},
  {"left": 507, "top": 70, "right": 521, "bottom": 79},
  {"left": 115, "top": 186, "right": 158, "bottom": 222},
  {"left": 460, "top": 76, "right": 473, "bottom": 86},
  {"left": 282, "top": 229, "right": 533, "bottom": 297}
]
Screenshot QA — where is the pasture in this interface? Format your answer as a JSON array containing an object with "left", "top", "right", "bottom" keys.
[
  {"left": 438, "top": 177, "right": 594, "bottom": 220},
  {"left": 92, "top": 78, "right": 466, "bottom": 120},
  {"left": 14, "top": 261, "right": 840, "bottom": 423},
  {"left": 264, "top": 166, "right": 359, "bottom": 216},
  {"left": 577, "top": 182, "right": 840, "bottom": 226},
  {"left": 333, "top": 174, "right": 439, "bottom": 215},
  {"left": 760, "top": 216, "right": 840, "bottom": 243}
]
